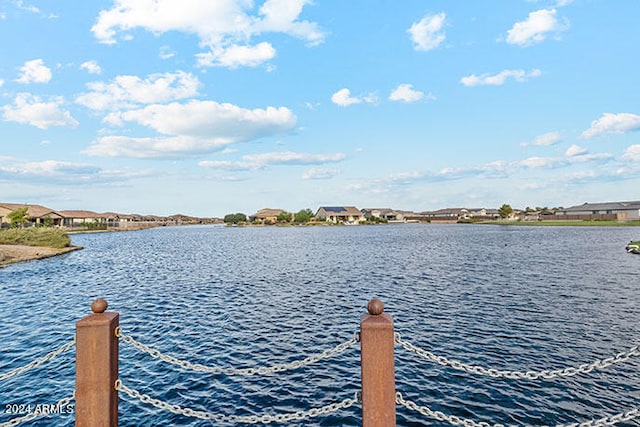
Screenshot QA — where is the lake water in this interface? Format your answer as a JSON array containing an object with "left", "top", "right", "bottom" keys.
[{"left": 1, "top": 224, "right": 639, "bottom": 426}]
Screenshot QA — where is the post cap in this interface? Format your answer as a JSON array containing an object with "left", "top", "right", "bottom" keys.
[
  {"left": 91, "top": 298, "right": 108, "bottom": 313},
  {"left": 367, "top": 298, "right": 384, "bottom": 315}
]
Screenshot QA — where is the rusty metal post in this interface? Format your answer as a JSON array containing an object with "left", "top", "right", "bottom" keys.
[
  {"left": 75, "top": 298, "right": 119, "bottom": 427},
  {"left": 360, "top": 298, "right": 396, "bottom": 427}
]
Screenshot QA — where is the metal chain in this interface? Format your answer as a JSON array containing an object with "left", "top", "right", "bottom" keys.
[
  {"left": 0, "top": 337, "right": 76, "bottom": 382},
  {"left": 0, "top": 393, "right": 74, "bottom": 427},
  {"left": 396, "top": 392, "right": 504, "bottom": 427},
  {"left": 116, "top": 379, "right": 358, "bottom": 424},
  {"left": 395, "top": 333, "right": 640, "bottom": 380},
  {"left": 116, "top": 327, "right": 358, "bottom": 376},
  {"left": 396, "top": 392, "right": 640, "bottom": 427}
]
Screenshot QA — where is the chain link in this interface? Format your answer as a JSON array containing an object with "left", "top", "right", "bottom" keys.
[
  {"left": 116, "top": 379, "right": 358, "bottom": 424},
  {"left": 396, "top": 392, "right": 504, "bottom": 427},
  {"left": 0, "top": 337, "right": 76, "bottom": 382},
  {"left": 395, "top": 333, "right": 640, "bottom": 380},
  {"left": 396, "top": 392, "right": 640, "bottom": 427},
  {"left": 0, "top": 393, "right": 74, "bottom": 427},
  {"left": 116, "top": 327, "right": 358, "bottom": 376}
]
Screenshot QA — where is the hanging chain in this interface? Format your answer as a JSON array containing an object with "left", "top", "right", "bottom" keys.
[
  {"left": 395, "top": 333, "right": 640, "bottom": 380},
  {"left": 117, "top": 327, "right": 358, "bottom": 376},
  {"left": 0, "top": 338, "right": 75, "bottom": 382},
  {"left": 116, "top": 379, "right": 358, "bottom": 424}
]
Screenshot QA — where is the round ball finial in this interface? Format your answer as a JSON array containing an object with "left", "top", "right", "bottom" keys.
[
  {"left": 91, "top": 298, "right": 108, "bottom": 313},
  {"left": 367, "top": 298, "right": 384, "bottom": 315}
]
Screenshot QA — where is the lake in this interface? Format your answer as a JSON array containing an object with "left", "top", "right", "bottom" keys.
[{"left": 1, "top": 224, "right": 639, "bottom": 426}]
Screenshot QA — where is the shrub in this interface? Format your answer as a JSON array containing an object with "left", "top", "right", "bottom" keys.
[{"left": 0, "top": 228, "right": 71, "bottom": 248}]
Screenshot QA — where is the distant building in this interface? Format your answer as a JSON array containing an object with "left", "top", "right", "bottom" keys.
[
  {"left": 556, "top": 201, "right": 640, "bottom": 221},
  {"left": 249, "top": 208, "right": 288, "bottom": 223},
  {"left": 315, "top": 206, "right": 364, "bottom": 224}
]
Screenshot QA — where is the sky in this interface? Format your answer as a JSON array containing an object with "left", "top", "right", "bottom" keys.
[{"left": 0, "top": 0, "right": 639, "bottom": 217}]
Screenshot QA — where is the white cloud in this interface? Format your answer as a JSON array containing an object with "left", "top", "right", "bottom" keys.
[
  {"left": 0, "top": 79, "right": 4, "bottom": 87},
  {"left": 91, "top": 0, "right": 325, "bottom": 68},
  {"left": 85, "top": 100, "right": 296, "bottom": 158},
  {"left": 76, "top": 71, "right": 200, "bottom": 110},
  {"left": 581, "top": 113, "right": 640, "bottom": 139},
  {"left": 16, "top": 59, "right": 52, "bottom": 84},
  {"left": 302, "top": 167, "right": 340, "bottom": 180},
  {"left": 244, "top": 151, "right": 345, "bottom": 165},
  {"left": 520, "top": 131, "right": 561, "bottom": 147},
  {"left": 84, "top": 135, "right": 231, "bottom": 159},
  {"left": 199, "top": 151, "right": 346, "bottom": 171},
  {"left": 505, "top": 9, "right": 568, "bottom": 47},
  {"left": 565, "top": 144, "right": 587, "bottom": 157},
  {"left": 331, "top": 88, "right": 377, "bottom": 107},
  {"left": 389, "top": 84, "right": 425, "bottom": 103},
  {"left": 408, "top": 12, "right": 446, "bottom": 51},
  {"left": 197, "top": 42, "right": 276, "bottom": 68},
  {"left": 11, "top": 160, "right": 100, "bottom": 176},
  {"left": 461, "top": 69, "right": 542, "bottom": 86},
  {"left": 80, "top": 60, "right": 102, "bottom": 74},
  {"left": 622, "top": 145, "right": 640, "bottom": 162},
  {"left": 2, "top": 93, "right": 79, "bottom": 129}
]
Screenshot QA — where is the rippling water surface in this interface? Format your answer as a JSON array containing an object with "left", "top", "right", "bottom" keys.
[{"left": 1, "top": 224, "right": 639, "bottom": 426}]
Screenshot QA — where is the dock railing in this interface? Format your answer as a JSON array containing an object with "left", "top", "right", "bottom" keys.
[{"left": 1, "top": 298, "right": 639, "bottom": 426}]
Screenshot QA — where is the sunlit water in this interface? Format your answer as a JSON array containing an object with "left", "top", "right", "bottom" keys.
[{"left": 1, "top": 224, "right": 639, "bottom": 426}]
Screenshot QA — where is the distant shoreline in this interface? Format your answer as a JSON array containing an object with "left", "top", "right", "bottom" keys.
[{"left": 0, "top": 245, "right": 83, "bottom": 268}]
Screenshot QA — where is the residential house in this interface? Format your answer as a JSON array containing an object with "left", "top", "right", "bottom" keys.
[
  {"left": 422, "top": 208, "right": 469, "bottom": 223},
  {"left": 0, "top": 203, "right": 64, "bottom": 227},
  {"left": 555, "top": 201, "right": 640, "bottom": 221},
  {"left": 315, "top": 206, "right": 364, "bottom": 224},
  {"left": 249, "top": 208, "right": 288, "bottom": 223},
  {"left": 361, "top": 208, "right": 406, "bottom": 222},
  {"left": 58, "top": 210, "right": 108, "bottom": 228}
]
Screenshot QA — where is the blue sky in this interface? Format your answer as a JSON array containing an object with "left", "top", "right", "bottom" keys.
[{"left": 1, "top": 0, "right": 639, "bottom": 217}]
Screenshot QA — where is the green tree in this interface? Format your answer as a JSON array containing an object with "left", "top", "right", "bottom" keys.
[
  {"left": 276, "top": 211, "right": 292, "bottom": 222},
  {"left": 294, "top": 209, "right": 314, "bottom": 223},
  {"left": 498, "top": 204, "right": 513, "bottom": 219},
  {"left": 223, "top": 213, "right": 247, "bottom": 224},
  {"left": 8, "top": 207, "right": 29, "bottom": 228}
]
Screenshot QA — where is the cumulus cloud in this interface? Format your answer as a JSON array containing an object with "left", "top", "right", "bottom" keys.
[
  {"left": 520, "top": 131, "right": 561, "bottom": 147},
  {"left": 91, "top": 0, "right": 325, "bottom": 68},
  {"left": 331, "top": 88, "right": 377, "bottom": 107},
  {"left": 80, "top": 60, "right": 102, "bottom": 74},
  {"left": 408, "top": 12, "right": 446, "bottom": 51},
  {"left": 2, "top": 93, "right": 79, "bottom": 129},
  {"left": 505, "top": 9, "right": 569, "bottom": 47},
  {"left": 622, "top": 145, "right": 640, "bottom": 162},
  {"left": 199, "top": 151, "right": 346, "bottom": 171},
  {"left": 0, "top": 159, "right": 152, "bottom": 184},
  {"left": 581, "top": 113, "right": 640, "bottom": 139},
  {"left": 16, "top": 59, "right": 52, "bottom": 84},
  {"left": 76, "top": 71, "right": 200, "bottom": 111},
  {"left": 85, "top": 100, "right": 296, "bottom": 158},
  {"left": 565, "top": 144, "right": 587, "bottom": 157},
  {"left": 388, "top": 84, "right": 425, "bottom": 103},
  {"left": 461, "top": 69, "right": 541, "bottom": 86}
]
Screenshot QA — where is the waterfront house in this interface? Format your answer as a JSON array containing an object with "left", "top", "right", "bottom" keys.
[
  {"left": 555, "top": 201, "right": 640, "bottom": 221},
  {"left": 249, "top": 208, "right": 288, "bottom": 224},
  {"left": 361, "top": 208, "right": 407, "bottom": 222},
  {"left": 315, "top": 206, "right": 364, "bottom": 224},
  {"left": 422, "top": 208, "right": 469, "bottom": 223},
  {"left": 58, "top": 210, "right": 109, "bottom": 228},
  {"left": 0, "top": 203, "right": 64, "bottom": 227}
]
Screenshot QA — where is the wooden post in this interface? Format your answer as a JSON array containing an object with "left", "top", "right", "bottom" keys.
[
  {"left": 75, "top": 298, "right": 119, "bottom": 427},
  {"left": 360, "top": 298, "right": 396, "bottom": 427}
]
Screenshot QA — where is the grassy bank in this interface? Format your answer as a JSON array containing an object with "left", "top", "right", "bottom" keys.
[
  {"left": 0, "top": 228, "right": 72, "bottom": 248},
  {"left": 482, "top": 220, "right": 640, "bottom": 227}
]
